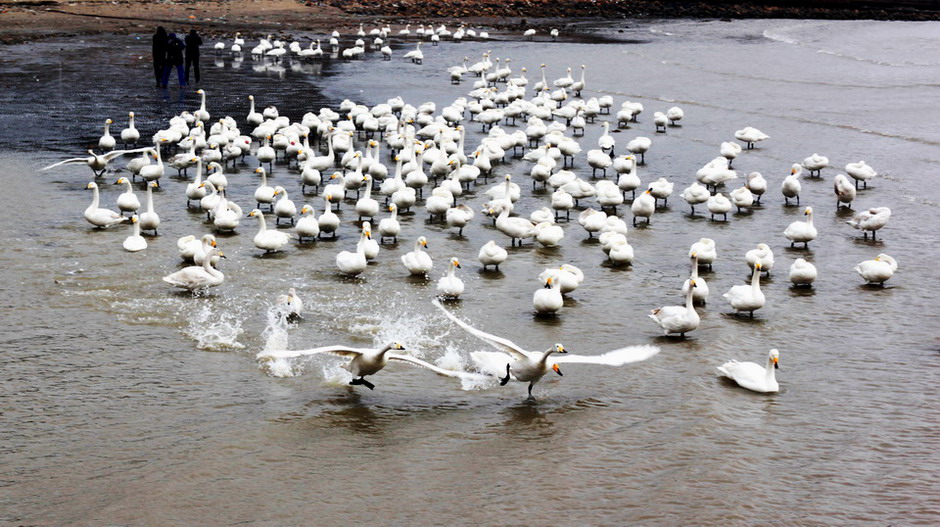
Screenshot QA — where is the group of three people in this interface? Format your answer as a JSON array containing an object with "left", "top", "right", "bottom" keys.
[{"left": 152, "top": 27, "right": 203, "bottom": 88}]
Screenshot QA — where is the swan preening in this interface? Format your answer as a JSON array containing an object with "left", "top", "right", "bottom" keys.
[{"left": 434, "top": 299, "right": 660, "bottom": 398}]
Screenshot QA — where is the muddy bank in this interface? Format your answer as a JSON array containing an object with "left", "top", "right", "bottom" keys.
[
  {"left": 2, "top": 0, "right": 939, "bottom": 45},
  {"left": 326, "top": 0, "right": 940, "bottom": 21}
]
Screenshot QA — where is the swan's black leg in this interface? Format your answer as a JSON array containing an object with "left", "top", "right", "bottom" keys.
[
  {"left": 527, "top": 382, "right": 535, "bottom": 398},
  {"left": 350, "top": 377, "right": 375, "bottom": 390},
  {"left": 499, "top": 364, "right": 511, "bottom": 386}
]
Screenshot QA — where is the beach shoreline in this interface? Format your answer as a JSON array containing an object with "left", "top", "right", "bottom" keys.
[{"left": 1, "top": 0, "right": 938, "bottom": 45}]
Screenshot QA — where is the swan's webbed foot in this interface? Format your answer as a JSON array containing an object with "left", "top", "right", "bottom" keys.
[
  {"left": 499, "top": 364, "right": 511, "bottom": 386},
  {"left": 350, "top": 377, "right": 375, "bottom": 390}
]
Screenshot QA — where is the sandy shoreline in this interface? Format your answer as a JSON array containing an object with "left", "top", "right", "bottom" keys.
[{"left": 1, "top": 0, "right": 938, "bottom": 45}]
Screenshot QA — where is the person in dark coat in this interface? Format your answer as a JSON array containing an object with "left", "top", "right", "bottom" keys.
[
  {"left": 161, "top": 32, "right": 187, "bottom": 88},
  {"left": 152, "top": 26, "right": 168, "bottom": 87},
  {"left": 184, "top": 30, "right": 203, "bottom": 84}
]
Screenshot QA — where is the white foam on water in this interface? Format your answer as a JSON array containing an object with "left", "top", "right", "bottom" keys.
[
  {"left": 184, "top": 304, "right": 245, "bottom": 351},
  {"left": 260, "top": 307, "right": 294, "bottom": 377}
]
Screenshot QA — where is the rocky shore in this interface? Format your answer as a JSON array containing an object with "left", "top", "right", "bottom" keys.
[{"left": 1, "top": 0, "right": 938, "bottom": 45}]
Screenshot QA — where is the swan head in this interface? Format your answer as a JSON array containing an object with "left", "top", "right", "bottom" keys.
[
  {"left": 755, "top": 263, "right": 762, "bottom": 270},
  {"left": 248, "top": 209, "right": 260, "bottom": 218},
  {"left": 115, "top": 177, "right": 127, "bottom": 185},
  {"left": 86, "top": 182, "right": 97, "bottom": 190},
  {"left": 553, "top": 343, "right": 567, "bottom": 354},
  {"left": 130, "top": 215, "right": 138, "bottom": 224},
  {"left": 769, "top": 349, "right": 779, "bottom": 369},
  {"left": 197, "top": 89, "right": 205, "bottom": 95},
  {"left": 543, "top": 276, "right": 553, "bottom": 288},
  {"left": 450, "top": 257, "right": 461, "bottom": 268},
  {"left": 418, "top": 236, "right": 428, "bottom": 248},
  {"left": 689, "top": 279, "right": 697, "bottom": 288},
  {"left": 388, "top": 204, "right": 397, "bottom": 212},
  {"left": 105, "top": 118, "right": 113, "bottom": 125},
  {"left": 149, "top": 181, "right": 158, "bottom": 189}
]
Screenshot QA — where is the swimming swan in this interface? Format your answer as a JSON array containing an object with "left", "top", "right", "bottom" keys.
[{"left": 717, "top": 349, "right": 779, "bottom": 393}]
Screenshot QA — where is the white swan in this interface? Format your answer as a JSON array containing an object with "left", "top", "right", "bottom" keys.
[
  {"left": 631, "top": 189, "right": 655, "bottom": 226},
  {"left": 248, "top": 209, "right": 290, "bottom": 253},
  {"left": 690, "top": 238, "right": 717, "bottom": 269},
  {"left": 745, "top": 243, "right": 774, "bottom": 275},
  {"left": 401, "top": 236, "right": 433, "bottom": 276},
  {"left": 98, "top": 118, "right": 115, "bottom": 151},
  {"left": 682, "top": 253, "right": 709, "bottom": 304},
  {"left": 83, "top": 182, "right": 126, "bottom": 228},
  {"left": 782, "top": 165, "right": 802, "bottom": 205},
  {"left": 114, "top": 176, "right": 140, "bottom": 215},
  {"left": 120, "top": 112, "right": 140, "bottom": 147},
  {"left": 138, "top": 181, "right": 160, "bottom": 235},
  {"left": 358, "top": 221, "right": 380, "bottom": 261},
  {"left": 745, "top": 172, "right": 767, "bottom": 203},
  {"left": 724, "top": 263, "right": 765, "bottom": 316},
  {"left": 648, "top": 177, "right": 673, "bottom": 207},
  {"left": 295, "top": 204, "right": 320, "bottom": 242},
  {"left": 445, "top": 204, "right": 475, "bottom": 235},
  {"left": 845, "top": 160, "right": 876, "bottom": 189},
  {"left": 533, "top": 276, "right": 563, "bottom": 315},
  {"left": 273, "top": 186, "right": 297, "bottom": 226},
  {"left": 185, "top": 157, "right": 207, "bottom": 207},
  {"left": 317, "top": 195, "right": 340, "bottom": 238},
  {"left": 855, "top": 254, "right": 897, "bottom": 284},
  {"left": 162, "top": 247, "right": 225, "bottom": 291},
  {"left": 336, "top": 229, "right": 369, "bottom": 276},
  {"left": 437, "top": 257, "right": 464, "bottom": 298},
  {"left": 478, "top": 239, "right": 509, "bottom": 271},
  {"left": 122, "top": 215, "right": 147, "bottom": 252},
  {"left": 538, "top": 264, "right": 583, "bottom": 295},
  {"left": 177, "top": 233, "right": 217, "bottom": 263},
  {"left": 681, "top": 181, "right": 710, "bottom": 214},
  {"left": 734, "top": 126, "right": 769, "bottom": 149},
  {"left": 653, "top": 111, "right": 668, "bottom": 133},
  {"left": 847, "top": 207, "right": 891, "bottom": 240},
  {"left": 650, "top": 279, "right": 700, "bottom": 337},
  {"left": 43, "top": 148, "right": 143, "bottom": 178},
  {"left": 789, "top": 258, "right": 817, "bottom": 287},
  {"left": 834, "top": 173, "right": 857, "bottom": 208},
  {"left": 274, "top": 288, "right": 304, "bottom": 318},
  {"left": 783, "top": 206, "right": 817, "bottom": 248},
  {"left": 377, "top": 203, "right": 400, "bottom": 243},
  {"left": 717, "top": 349, "right": 779, "bottom": 393},
  {"left": 257, "top": 341, "right": 484, "bottom": 391},
  {"left": 802, "top": 153, "right": 828, "bottom": 176},
  {"left": 493, "top": 206, "right": 536, "bottom": 246},
  {"left": 253, "top": 167, "right": 276, "bottom": 209},
  {"left": 706, "top": 192, "right": 732, "bottom": 221},
  {"left": 435, "top": 299, "right": 660, "bottom": 398}
]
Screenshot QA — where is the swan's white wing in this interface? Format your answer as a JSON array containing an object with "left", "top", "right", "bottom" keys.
[
  {"left": 433, "top": 299, "right": 529, "bottom": 360},
  {"left": 554, "top": 345, "right": 660, "bottom": 366},
  {"left": 41, "top": 157, "right": 89, "bottom": 170},
  {"left": 256, "top": 345, "right": 367, "bottom": 361},
  {"left": 470, "top": 351, "right": 517, "bottom": 378},
  {"left": 388, "top": 353, "right": 490, "bottom": 381},
  {"left": 103, "top": 148, "right": 149, "bottom": 162}
]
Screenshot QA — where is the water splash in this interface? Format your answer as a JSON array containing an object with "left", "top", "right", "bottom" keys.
[
  {"left": 184, "top": 304, "right": 245, "bottom": 351},
  {"left": 260, "top": 306, "right": 294, "bottom": 377}
]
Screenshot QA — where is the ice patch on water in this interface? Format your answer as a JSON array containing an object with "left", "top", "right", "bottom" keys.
[{"left": 185, "top": 304, "right": 245, "bottom": 351}]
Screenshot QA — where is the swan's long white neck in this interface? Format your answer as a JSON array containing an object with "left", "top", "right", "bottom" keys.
[
  {"left": 194, "top": 158, "right": 203, "bottom": 184},
  {"left": 255, "top": 211, "right": 268, "bottom": 233},
  {"left": 199, "top": 91, "right": 207, "bottom": 111},
  {"left": 685, "top": 283, "right": 695, "bottom": 310},
  {"left": 414, "top": 239, "right": 425, "bottom": 253},
  {"left": 765, "top": 355, "right": 777, "bottom": 383},
  {"left": 260, "top": 169, "right": 267, "bottom": 186},
  {"left": 751, "top": 265, "right": 762, "bottom": 291},
  {"left": 447, "top": 263, "right": 457, "bottom": 277},
  {"left": 103, "top": 121, "right": 111, "bottom": 135},
  {"left": 805, "top": 211, "right": 814, "bottom": 227},
  {"left": 89, "top": 184, "right": 100, "bottom": 210},
  {"left": 390, "top": 207, "right": 398, "bottom": 220},
  {"left": 146, "top": 184, "right": 155, "bottom": 212},
  {"left": 362, "top": 178, "right": 372, "bottom": 199},
  {"left": 121, "top": 179, "right": 133, "bottom": 193},
  {"left": 129, "top": 114, "right": 135, "bottom": 129},
  {"left": 690, "top": 255, "right": 700, "bottom": 280},
  {"left": 249, "top": 97, "right": 256, "bottom": 114},
  {"left": 132, "top": 217, "right": 141, "bottom": 237}
]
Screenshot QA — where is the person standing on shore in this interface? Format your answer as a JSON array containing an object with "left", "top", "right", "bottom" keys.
[
  {"left": 152, "top": 26, "right": 168, "bottom": 88},
  {"left": 161, "top": 32, "right": 186, "bottom": 88},
  {"left": 184, "top": 29, "right": 203, "bottom": 85}
]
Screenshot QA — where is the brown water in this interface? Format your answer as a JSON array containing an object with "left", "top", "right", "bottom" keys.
[{"left": 2, "top": 19, "right": 939, "bottom": 525}]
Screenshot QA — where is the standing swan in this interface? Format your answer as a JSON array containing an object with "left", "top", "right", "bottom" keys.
[
  {"left": 724, "top": 263, "right": 765, "bottom": 317},
  {"left": 122, "top": 215, "right": 147, "bottom": 252},
  {"left": 783, "top": 206, "right": 817, "bottom": 248},
  {"left": 401, "top": 236, "right": 433, "bottom": 276},
  {"left": 248, "top": 209, "right": 290, "bottom": 253},
  {"left": 855, "top": 254, "right": 897, "bottom": 285},
  {"left": 437, "top": 257, "right": 464, "bottom": 298},
  {"left": 717, "top": 349, "right": 779, "bottom": 393},
  {"left": 139, "top": 181, "right": 161, "bottom": 235}
]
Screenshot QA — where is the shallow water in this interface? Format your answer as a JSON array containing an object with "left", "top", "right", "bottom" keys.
[{"left": 2, "top": 19, "right": 939, "bottom": 525}]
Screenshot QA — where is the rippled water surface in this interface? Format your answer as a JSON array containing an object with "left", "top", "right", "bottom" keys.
[{"left": 2, "top": 19, "right": 939, "bottom": 525}]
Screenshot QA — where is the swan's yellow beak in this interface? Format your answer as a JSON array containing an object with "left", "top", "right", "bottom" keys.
[
  {"left": 772, "top": 356, "right": 779, "bottom": 369},
  {"left": 365, "top": 230, "right": 372, "bottom": 238},
  {"left": 210, "top": 239, "right": 217, "bottom": 247},
  {"left": 421, "top": 239, "right": 428, "bottom": 247},
  {"left": 791, "top": 168, "right": 797, "bottom": 174},
  {"left": 690, "top": 279, "right": 697, "bottom": 288},
  {"left": 755, "top": 263, "right": 762, "bottom": 270},
  {"left": 454, "top": 259, "right": 461, "bottom": 268},
  {"left": 131, "top": 216, "right": 137, "bottom": 223},
  {"left": 544, "top": 277, "right": 553, "bottom": 288},
  {"left": 552, "top": 363, "right": 563, "bottom": 376}
]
